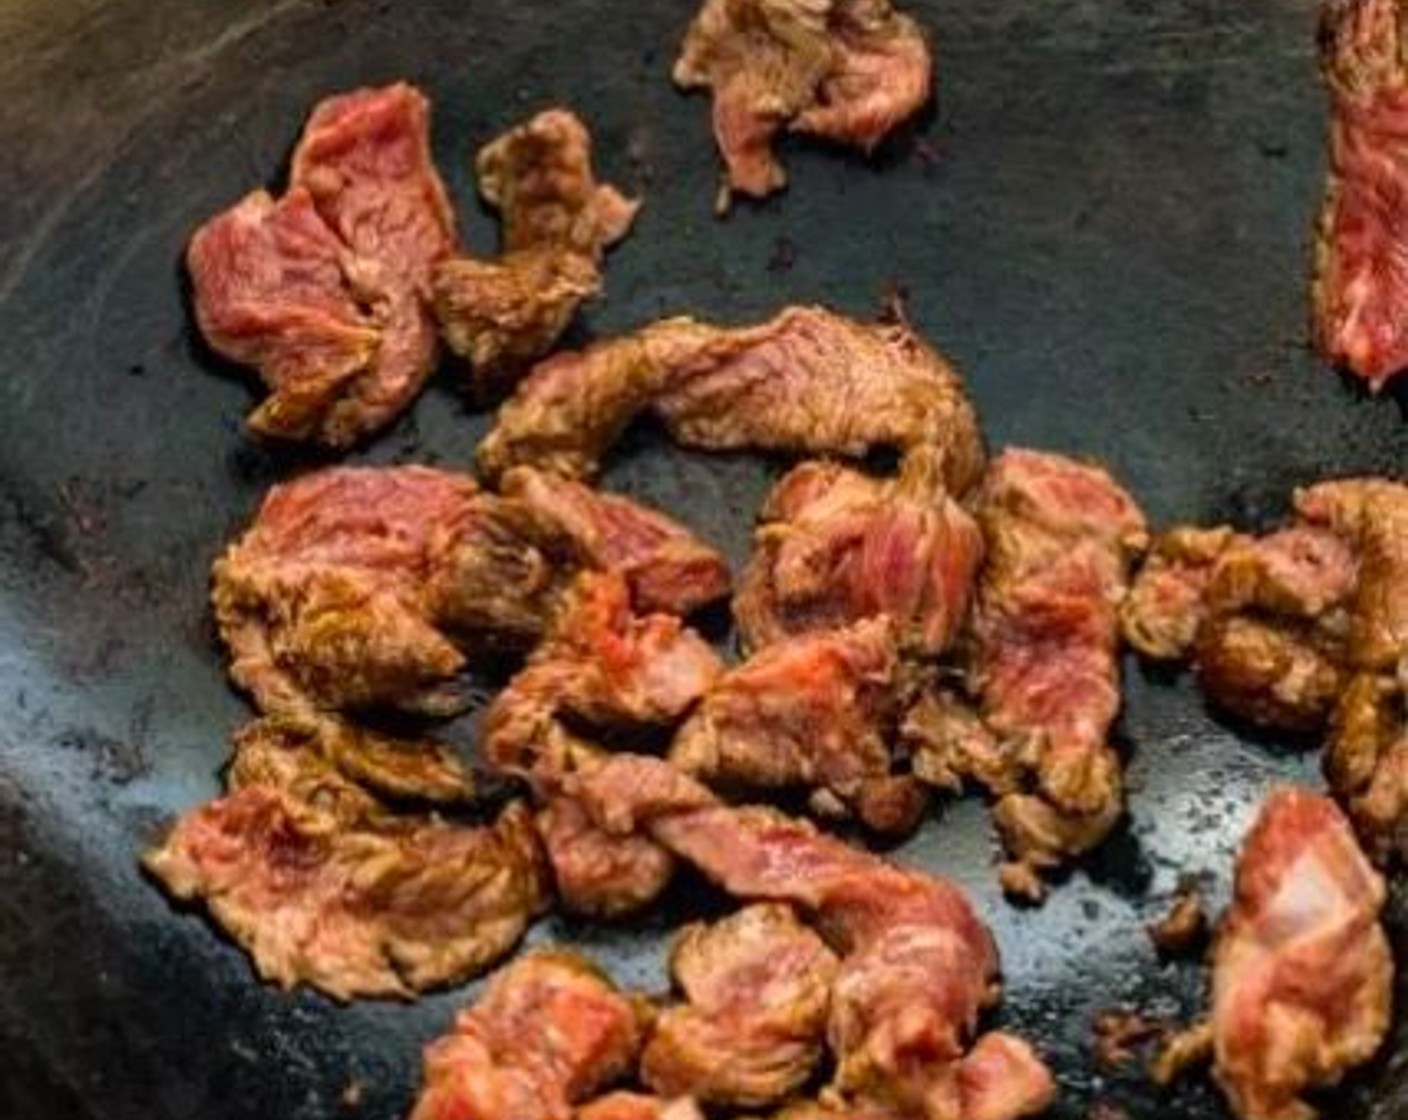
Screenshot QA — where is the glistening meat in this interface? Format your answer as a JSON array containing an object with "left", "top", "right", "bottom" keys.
[{"left": 188, "top": 83, "right": 455, "bottom": 446}]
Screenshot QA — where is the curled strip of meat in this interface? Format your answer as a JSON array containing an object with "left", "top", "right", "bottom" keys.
[{"left": 477, "top": 305, "right": 984, "bottom": 498}]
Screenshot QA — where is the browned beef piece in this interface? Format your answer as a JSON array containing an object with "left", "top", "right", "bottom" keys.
[
  {"left": 477, "top": 306, "right": 984, "bottom": 496},
  {"left": 972, "top": 449, "right": 1148, "bottom": 900},
  {"left": 536, "top": 795, "right": 678, "bottom": 918},
  {"left": 736, "top": 446, "right": 983, "bottom": 655},
  {"left": 1120, "top": 526, "right": 1242, "bottom": 660},
  {"left": 213, "top": 465, "right": 728, "bottom": 717},
  {"left": 577, "top": 1094, "right": 705, "bottom": 1120},
  {"left": 1326, "top": 672, "right": 1408, "bottom": 866},
  {"left": 143, "top": 785, "right": 548, "bottom": 1001},
  {"left": 641, "top": 904, "right": 839, "bottom": 1107},
  {"left": 674, "top": 0, "right": 931, "bottom": 208},
  {"left": 566, "top": 754, "right": 1055, "bottom": 1120},
  {"left": 409, "top": 950, "right": 646, "bottom": 1120},
  {"left": 433, "top": 108, "right": 639, "bottom": 388},
  {"left": 188, "top": 84, "right": 455, "bottom": 447},
  {"left": 901, "top": 685, "right": 1017, "bottom": 797},
  {"left": 669, "top": 618, "right": 927, "bottom": 835}
]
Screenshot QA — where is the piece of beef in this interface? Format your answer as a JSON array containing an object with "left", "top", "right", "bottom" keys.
[
  {"left": 1325, "top": 671, "right": 1408, "bottom": 865},
  {"left": 1314, "top": 0, "right": 1408, "bottom": 388},
  {"left": 213, "top": 465, "right": 728, "bottom": 716},
  {"left": 433, "top": 108, "right": 639, "bottom": 388},
  {"left": 409, "top": 950, "right": 645, "bottom": 1120},
  {"left": 902, "top": 685, "right": 1018, "bottom": 797},
  {"left": 478, "top": 305, "right": 985, "bottom": 498},
  {"left": 143, "top": 788, "right": 548, "bottom": 1001},
  {"left": 1208, "top": 788, "right": 1393, "bottom": 1120},
  {"left": 188, "top": 84, "right": 454, "bottom": 447},
  {"left": 1147, "top": 882, "right": 1209, "bottom": 957},
  {"left": 674, "top": 0, "right": 931, "bottom": 208},
  {"left": 736, "top": 446, "right": 984, "bottom": 655},
  {"left": 972, "top": 449, "right": 1148, "bottom": 899},
  {"left": 567, "top": 754, "right": 1055, "bottom": 1120},
  {"left": 641, "top": 903, "right": 839, "bottom": 1106},
  {"left": 669, "top": 618, "right": 927, "bottom": 834},
  {"left": 1120, "top": 526, "right": 1242, "bottom": 660},
  {"left": 577, "top": 1093, "right": 706, "bottom": 1120},
  {"left": 537, "top": 796, "right": 679, "bottom": 918}
]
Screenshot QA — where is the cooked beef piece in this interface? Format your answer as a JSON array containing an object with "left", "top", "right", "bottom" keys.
[
  {"left": 641, "top": 903, "right": 839, "bottom": 1107},
  {"left": 188, "top": 84, "right": 454, "bottom": 447},
  {"left": 227, "top": 714, "right": 474, "bottom": 807},
  {"left": 1194, "top": 615, "right": 1345, "bottom": 732},
  {"left": 214, "top": 465, "right": 727, "bottom": 716},
  {"left": 674, "top": 0, "right": 931, "bottom": 207},
  {"left": 432, "top": 109, "right": 639, "bottom": 387},
  {"left": 669, "top": 618, "right": 926, "bottom": 834},
  {"left": 902, "top": 685, "right": 1018, "bottom": 797},
  {"left": 478, "top": 305, "right": 984, "bottom": 497},
  {"left": 1314, "top": 0, "right": 1408, "bottom": 388},
  {"left": 577, "top": 1093, "right": 706, "bottom": 1120},
  {"left": 972, "top": 449, "right": 1148, "bottom": 898},
  {"left": 567, "top": 754, "right": 1054, "bottom": 1120},
  {"left": 409, "top": 950, "right": 645, "bottom": 1120},
  {"left": 1091, "top": 1009, "right": 1165, "bottom": 1068},
  {"left": 143, "top": 788, "right": 547, "bottom": 1001},
  {"left": 736, "top": 447, "right": 983, "bottom": 655},
  {"left": 1208, "top": 789, "right": 1392, "bottom": 1120},
  {"left": 537, "top": 796, "right": 678, "bottom": 918},
  {"left": 1326, "top": 671, "right": 1408, "bottom": 865},
  {"left": 1120, "top": 526, "right": 1241, "bottom": 659},
  {"left": 1147, "top": 883, "right": 1208, "bottom": 956}
]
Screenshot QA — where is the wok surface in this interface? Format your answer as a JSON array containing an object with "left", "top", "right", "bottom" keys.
[{"left": 1, "top": 0, "right": 1406, "bottom": 1117}]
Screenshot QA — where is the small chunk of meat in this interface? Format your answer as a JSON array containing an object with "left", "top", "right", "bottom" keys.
[
  {"left": 902, "top": 686, "right": 1018, "bottom": 797},
  {"left": 674, "top": 0, "right": 931, "bottom": 206},
  {"left": 1121, "top": 526, "right": 1241, "bottom": 659},
  {"left": 669, "top": 618, "right": 925, "bottom": 834},
  {"left": 736, "top": 447, "right": 983, "bottom": 654},
  {"left": 1325, "top": 672, "right": 1408, "bottom": 865},
  {"left": 214, "top": 465, "right": 727, "bottom": 717},
  {"left": 1147, "top": 883, "right": 1209, "bottom": 956},
  {"left": 410, "top": 951, "right": 645, "bottom": 1120},
  {"left": 642, "top": 904, "right": 839, "bottom": 1106},
  {"left": 1210, "top": 788, "right": 1393, "bottom": 1120},
  {"left": 538, "top": 796, "right": 678, "bottom": 918},
  {"left": 1314, "top": 0, "right": 1408, "bottom": 388},
  {"left": 143, "top": 789, "right": 547, "bottom": 1001},
  {"left": 433, "top": 108, "right": 639, "bottom": 388},
  {"left": 577, "top": 1093, "right": 705, "bottom": 1120},
  {"left": 1194, "top": 615, "right": 1345, "bottom": 732},
  {"left": 478, "top": 305, "right": 985, "bottom": 498},
  {"left": 188, "top": 84, "right": 454, "bottom": 447},
  {"left": 973, "top": 449, "right": 1148, "bottom": 897},
  {"left": 1091, "top": 1009, "right": 1165, "bottom": 1067}
]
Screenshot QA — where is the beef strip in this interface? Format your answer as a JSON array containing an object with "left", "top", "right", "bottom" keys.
[
  {"left": 674, "top": 0, "right": 931, "bottom": 208},
  {"left": 1207, "top": 789, "right": 1393, "bottom": 1120},
  {"left": 433, "top": 108, "right": 639, "bottom": 388},
  {"left": 1314, "top": 0, "right": 1408, "bottom": 388},
  {"left": 566, "top": 754, "right": 1056, "bottom": 1120},
  {"left": 971, "top": 449, "right": 1148, "bottom": 899},
  {"left": 641, "top": 903, "right": 840, "bottom": 1107},
  {"left": 409, "top": 950, "right": 646, "bottom": 1120},
  {"left": 188, "top": 84, "right": 454, "bottom": 447},
  {"left": 668, "top": 618, "right": 928, "bottom": 835},
  {"left": 477, "top": 305, "right": 984, "bottom": 498},
  {"left": 143, "top": 785, "right": 548, "bottom": 1001},
  {"left": 213, "top": 465, "right": 728, "bottom": 717},
  {"left": 735, "top": 446, "right": 984, "bottom": 655}
]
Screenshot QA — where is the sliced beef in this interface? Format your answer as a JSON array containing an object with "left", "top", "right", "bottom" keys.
[
  {"left": 972, "top": 449, "right": 1148, "bottom": 899},
  {"left": 736, "top": 446, "right": 983, "bottom": 655},
  {"left": 901, "top": 685, "right": 1018, "bottom": 798},
  {"left": 433, "top": 108, "right": 639, "bottom": 388},
  {"left": 143, "top": 787, "right": 548, "bottom": 1001},
  {"left": 213, "top": 465, "right": 727, "bottom": 717},
  {"left": 674, "top": 0, "right": 931, "bottom": 207},
  {"left": 1314, "top": 0, "right": 1408, "bottom": 388},
  {"left": 577, "top": 1094, "right": 705, "bottom": 1120},
  {"left": 1120, "top": 526, "right": 1242, "bottom": 660},
  {"left": 1208, "top": 789, "right": 1392, "bottom": 1120},
  {"left": 668, "top": 618, "right": 927, "bottom": 834},
  {"left": 641, "top": 903, "right": 839, "bottom": 1107},
  {"left": 188, "top": 83, "right": 454, "bottom": 447},
  {"left": 477, "top": 305, "right": 984, "bottom": 498},
  {"left": 409, "top": 950, "right": 645, "bottom": 1120}
]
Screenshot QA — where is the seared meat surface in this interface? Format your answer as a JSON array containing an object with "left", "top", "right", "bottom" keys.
[
  {"left": 410, "top": 950, "right": 645, "bottom": 1120},
  {"left": 188, "top": 84, "right": 455, "bottom": 447},
  {"left": 1209, "top": 789, "right": 1392, "bottom": 1120},
  {"left": 144, "top": 785, "right": 547, "bottom": 1001},
  {"left": 735, "top": 447, "right": 983, "bottom": 655},
  {"left": 213, "top": 465, "right": 727, "bottom": 716},
  {"left": 970, "top": 449, "right": 1148, "bottom": 898},
  {"left": 669, "top": 618, "right": 928, "bottom": 834},
  {"left": 1315, "top": 0, "right": 1408, "bottom": 388},
  {"left": 1119, "top": 526, "right": 1241, "bottom": 660},
  {"left": 674, "top": 0, "right": 931, "bottom": 207},
  {"left": 577, "top": 1094, "right": 705, "bottom": 1120},
  {"left": 478, "top": 305, "right": 984, "bottom": 497},
  {"left": 641, "top": 903, "right": 839, "bottom": 1106},
  {"left": 433, "top": 108, "right": 639, "bottom": 388}
]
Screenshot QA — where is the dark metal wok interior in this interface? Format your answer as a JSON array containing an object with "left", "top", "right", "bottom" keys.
[{"left": 2, "top": 0, "right": 1406, "bottom": 1117}]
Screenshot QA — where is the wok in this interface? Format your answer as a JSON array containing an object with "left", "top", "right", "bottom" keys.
[{"left": 1, "top": 0, "right": 1405, "bottom": 1117}]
